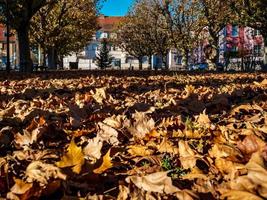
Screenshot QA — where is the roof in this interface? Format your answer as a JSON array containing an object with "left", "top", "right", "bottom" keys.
[{"left": 97, "top": 16, "right": 124, "bottom": 32}]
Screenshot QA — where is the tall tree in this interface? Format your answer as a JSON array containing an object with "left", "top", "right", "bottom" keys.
[
  {"left": 96, "top": 38, "right": 112, "bottom": 69},
  {"left": 30, "top": 0, "right": 99, "bottom": 69},
  {"left": 198, "top": 0, "right": 235, "bottom": 70},
  {"left": 155, "top": 0, "right": 202, "bottom": 69},
  {"left": 116, "top": 2, "right": 154, "bottom": 70},
  {"left": 0, "top": 0, "right": 54, "bottom": 72},
  {"left": 116, "top": 0, "right": 170, "bottom": 70}
]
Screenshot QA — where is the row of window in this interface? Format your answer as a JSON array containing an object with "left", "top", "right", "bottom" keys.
[
  {"left": 227, "top": 26, "right": 261, "bottom": 37},
  {"left": 87, "top": 45, "right": 119, "bottom": 51},
  {"left": 228, "top": 45, "right": 262, "bottom": 55}
]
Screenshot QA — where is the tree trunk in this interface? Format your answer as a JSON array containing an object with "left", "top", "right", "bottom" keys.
[
  {"left": 181, "top": 48, "right": 189, "bottom": 69},
  {"left": 263, "top": 34, "right": 267, "bottom": 70},
  {"left": 47, "top": 47, "right": 57, "bottom": 69},
  {"left": 148, "top": 55, "right": 152, "bottom": 70},
  {"left": 42, "top": 46, "right": 47, "bottom": 67},
  {"left": 59, "top": 54, "right": 64, "bottom": 69},
  {"left": 205, "top": 45, "right": 218, "bottom": 71},
  {"left": 162, "top": 55, "right": 168, "bottom": 70},
  {"left": 138, "top": 57, "right": 143, "bottom": 70},
  {"left": 17, "top": 24, "right": 33, "bottom": 73}
]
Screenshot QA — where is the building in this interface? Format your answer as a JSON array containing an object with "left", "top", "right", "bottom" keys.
[
  {"left": 193, "top": 25, "right": 264, "bottom": 68},
  {"left": 221, "top": 25, "right": 264, "bottom": 69},
  {"left": 63, "top": 16, "right": 265, "bottom": 70},
  {"left": 0, "top": 24, "right": 17, "bottom": 69},
  {"left": 64, "top": 16, "right": 151, "bottom": 70}
]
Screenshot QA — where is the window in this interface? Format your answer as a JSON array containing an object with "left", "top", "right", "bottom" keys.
[
  {"left": 231, "top": 46, "right": 238, "bottom": 52},
  {"left": 101, "top": 33, "right": 108, "bottom": 39},
  {"left": 232, "top": 25, "right": 239, "bottom": 37},
  {"left": 254, "top": 45, "right": 261, "bottom": 56},
  {"left": 142, "top": 57, "right": 147, "bottom": 63},
  {"left": 177, "top": 57, "right": 182, "bottom": 65},
  {"left": 253, "top": 29, "right": 260, "bottom": 36},
  {"left": 113, "top": 59, "right": 121, "bottom": 67}
]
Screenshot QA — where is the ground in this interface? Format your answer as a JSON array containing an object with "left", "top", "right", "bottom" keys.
[{"left": 0, "top": 71, "right": 267, "bottom": 200}]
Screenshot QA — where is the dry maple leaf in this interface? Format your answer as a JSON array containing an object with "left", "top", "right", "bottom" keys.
[
  {"left": 56, "top": 140, "right": 85, "bottom": 174},
  {"left": 92, "top": 87, "right": 107, "bottom": 104},
  {"left": 220, "top": 190, "right": 263, "bottom": 200},
  {"left": 103, "top": 115, "right": 126, "bottom": 129},
  {"left": 97, "top": 122, "right": 119, "bottom": 145},
  {"left": 14, "top": 130, "right": 40, "bottom": 150},
  {"left": 179, "top": 140, "right": 197, "bottom": 169},
  {"left": 196, "top": 110, "right": 211, "bottom": 128},
  {"left": 126, "top": 171, "right": 179, "bottom": 194},
  {"left": 83, "top": 136, "right": 103, "bottom": 162},
  {"left": 157, "top": 137, "right": 179, "bottom": 154},
  {"left": 127, "top": 145, "right": 154, "bottom": 157},
  {"left": 25, "top": 161, "right": 66, "bottom": 186},
  {"left": 246, "top": 152, "right": 267, "bottom": 198},
  {"left": 237, "top": 135, "right": 260, "bottom": 157},
  {"left": 0, "top": 106, "right": 15, "bottom": 119},
  {"left": 127, "top": 112, "right": 155, "bottom": 140},
  {"left": 182, "top": 85, "right": 195, "bottom": 99},
  {"left": 7, "top": 179, "right": 33, "bottom": 200},
  {"left": 93, "top": 148, "right": 113, "bottom": 174}
]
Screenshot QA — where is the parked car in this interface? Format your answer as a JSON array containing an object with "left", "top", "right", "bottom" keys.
[
  {"left": 216, "top": 63, "right": 224, "bottom": 71},
  {"left": 189, "top": 63, "right": 208, "bottom": 71}
]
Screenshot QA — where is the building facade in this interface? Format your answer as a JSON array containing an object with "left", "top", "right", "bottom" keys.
[
  {"left": 0, "top": 24, "right": 17, "bottom": 69},
  {"left": 63, "top": 17, "right": 265, "bottom": 70},
  {"left": 221, "top": 25, "right": 264, "bottom": 69},
  {"left": 64, "top": 16, "right": 152, "bottom": 70}
]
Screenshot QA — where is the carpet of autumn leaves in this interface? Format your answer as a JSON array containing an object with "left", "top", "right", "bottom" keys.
[{"left": 0, "top": 71, "right": 267, "bottom": 200}]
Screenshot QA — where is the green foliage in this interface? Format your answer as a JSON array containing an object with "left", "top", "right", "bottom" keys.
[
  {"left": 96, "top": 39, "right": 112, "bottom": 69},
  {"left": 30, "top": 0, "right": 99, "bottom": 57},
  {"left": 116, "top": 0, "right": 170, "bottom": 69},
  {"left": 161, "top": 156, "right": 172, "bottom": 171}
]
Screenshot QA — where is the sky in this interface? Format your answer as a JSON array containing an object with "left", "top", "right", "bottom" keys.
[{"left": 100, "top": 0, "right": 133, "bottom": 16}]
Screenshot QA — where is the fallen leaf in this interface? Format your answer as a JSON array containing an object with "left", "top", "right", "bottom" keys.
[
  {"left": 56, "top": 140, "right": 84, "bottom": 174},
  {"left": 25, "top": 161, "right": 66, "bottom": 186},
  {"left": 237, "top": 135, "right": 260, "bottom": 157},
  {"left": 220, "top": 190, "right": 262, "bottom": 200},
  {"left": 127, "top": 145, "right": 154, "bottom": 156},
  {"left": 157, "top": 138, "right": 179, "bottom": 154},
  {"left": 92, "top": 87, "right": 107, "bottom": 104},
  {"left": 98, "top": 122, "right": 119, "bottom": 145},
  {"left": 83, "top": 136, "right": 103, "bottom": 162},
  {"left": 127, "top": 112, "right": 155, "bottom": 140},
  {"left": 179, "top": 140, "right": 197, "bottom": 169},
  {"left": 126, "top": 171, "right": 179, "bottom": 194},
  {"left": 196, "top": 110, "right": 211, "bottom": 127},
  {"left": 93, "top": 149, "right": 113, "bottom": 174},
  {"left": 7, "top": 179, "right": 33, "bottom": 200}
]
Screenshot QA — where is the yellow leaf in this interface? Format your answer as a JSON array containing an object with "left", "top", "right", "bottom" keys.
[
  {"left": 11, "top": 178, "right": 33, "bottom": 195},
  {"left": 128, "top": 145, "right": 154, "bottom": 156},
  {"left": 220, "top": 190, "right": 262, "bottom": 200},
  {"left": 56, "top": 140, "right": 84, "bottom": 174},
  {"left": 93, "top": 149, "right": 112, "bottom": 174}
]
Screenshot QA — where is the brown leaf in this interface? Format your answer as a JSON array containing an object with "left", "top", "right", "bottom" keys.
[
  {"left": 93, "top": 149, "right": 113, "bottom": 174},
  {"left": 126, "top": 171, "right": 180, "bottom": 194},
  {"left": 127, "top": 145, "right": 154, "bottom": 156}
]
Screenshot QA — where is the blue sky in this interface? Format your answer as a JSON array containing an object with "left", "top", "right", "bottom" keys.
[{"left": 100, "top": 0, "right": 133, "bottom": 16}]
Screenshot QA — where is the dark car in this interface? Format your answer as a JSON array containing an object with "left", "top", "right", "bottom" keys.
[{"left": 189, "top": 63, "right": 208, "bottom": 71}]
